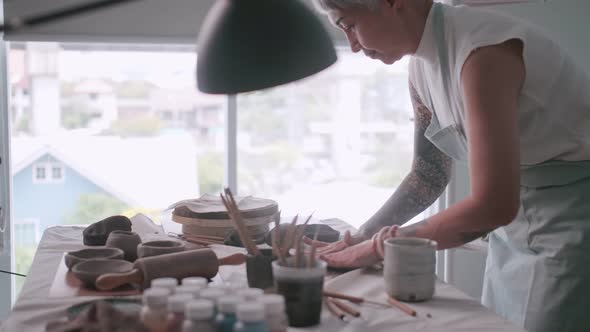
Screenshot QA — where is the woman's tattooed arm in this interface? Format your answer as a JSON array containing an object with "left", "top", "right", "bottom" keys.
[{"left": 359, "top": 82, "right": 452, "bottom": 237}]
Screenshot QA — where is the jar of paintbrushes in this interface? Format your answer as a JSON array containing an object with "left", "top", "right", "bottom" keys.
[
  {"left": 271, "top": 257, "right": 326, "bottom": 328},
  {"left": 220, "top": 188, "right": 316, "bottom": 293},
  {"left": 220, "top": 187, "right": 325, "bottom": 328},
  {"left": 220, "top": 189, "right": 277, "bottom": 290},
  {"left": 270, "top": 213, "right": 325, "bottom": 328}
]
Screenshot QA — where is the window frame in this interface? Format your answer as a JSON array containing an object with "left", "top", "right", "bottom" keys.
[
  {"left": 0, "top": 42, "right": 457, "bottom": 315},
  {"left": 0, "top": 1, "right": 15, "bottom": 314}
]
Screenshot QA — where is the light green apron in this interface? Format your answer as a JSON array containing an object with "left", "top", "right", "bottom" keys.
[{"left": 427, "top": 4, "right": 590, "bottom": 332}]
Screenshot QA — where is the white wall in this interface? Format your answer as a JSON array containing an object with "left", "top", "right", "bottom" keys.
[
  {"left": 495, "top": 0, "right": 590, "bottom": 74},
  {"left": 448, "top": 0, "right": 590, "bottom": 300}
]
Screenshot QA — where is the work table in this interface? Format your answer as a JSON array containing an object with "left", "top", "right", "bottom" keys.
[{"left": 1, "top": 222, "right": 524, "bottom": 332}]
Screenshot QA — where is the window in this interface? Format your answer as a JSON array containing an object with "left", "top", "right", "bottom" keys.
[
  {"left": 34, "top": 165, "right": 46, "bottom": 181},
  {"left": 237, "top": 53, "right": 415, "bottom": 226},
  {"left": 51, "top": 165, "right": 63, "bottom": 180},
  {"left": 8, "top": 42, "right": 226, "bottom": 297},
  {"left": 7, "top": 42, "right": 419, "bottom": 299}
]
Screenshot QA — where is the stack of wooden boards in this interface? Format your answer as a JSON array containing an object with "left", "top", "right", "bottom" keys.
[{"left": 169, "top": 193, "right": 279, "bottom": 240}]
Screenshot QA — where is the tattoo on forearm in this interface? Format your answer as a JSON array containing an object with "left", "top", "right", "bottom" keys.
[{"left": 360, "top": 83, "right": 452, "bottom": 236}]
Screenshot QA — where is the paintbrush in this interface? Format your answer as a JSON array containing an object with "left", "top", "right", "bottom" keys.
[
  {"left": 330, "top": 298, "right": 362, "bottom": 318},
  {"left": 220, "top": 189, "right": 259, "bottom": 255},
  {"left": 323, "top": 291, "right": 390, "bottom": 307},
  {"left": 325, "top": 298, "right": 347, "bottom": 321},
  {"left": 294, "top": 213, "right": 314, "bottom": 268}
]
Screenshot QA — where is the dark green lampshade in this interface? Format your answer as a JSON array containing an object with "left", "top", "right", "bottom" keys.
[{"left": 196, "top": 0, "right": 338, "bottom": 94}]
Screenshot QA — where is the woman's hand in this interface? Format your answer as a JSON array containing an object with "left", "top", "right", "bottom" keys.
[
  {"left": 303, "top": 230, "right": 367, "bottom": 256},
  {"left": 305, "top": 226, "right": 398, "bottom": 269}
]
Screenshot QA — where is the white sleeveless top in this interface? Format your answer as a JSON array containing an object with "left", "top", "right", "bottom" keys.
[{"left": 409, "top": 4, "right": 590, "bottom": 165}]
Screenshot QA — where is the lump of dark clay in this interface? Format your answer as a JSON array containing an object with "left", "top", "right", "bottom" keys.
[{"left": 83, "top": 215, "right": 132, "bottom": 246}]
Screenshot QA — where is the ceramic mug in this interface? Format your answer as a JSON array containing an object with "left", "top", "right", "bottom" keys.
[
  {"left": 105, "top": 230, "right": 142, "bottom": 262},
  {"left": 384, "top": 237, "right": 437, "bottom": 302}
]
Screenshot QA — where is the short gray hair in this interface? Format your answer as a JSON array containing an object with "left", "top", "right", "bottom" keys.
[{"left": 311, "top": 0, "right": 381, "bottom": 14}]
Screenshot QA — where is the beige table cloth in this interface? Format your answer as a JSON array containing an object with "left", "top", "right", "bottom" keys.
[{"left": 1, "top": 219, "right": 524, "bottom": 332}]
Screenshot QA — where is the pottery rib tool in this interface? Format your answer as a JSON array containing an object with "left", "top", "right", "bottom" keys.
[{"left": 95, "top": 248, "right": 245, "bottom": 291}]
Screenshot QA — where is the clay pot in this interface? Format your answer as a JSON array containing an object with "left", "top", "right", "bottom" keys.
[
  {"left": 105, "top": 230, "right": 142, "bottom": 262},
  {"left": 71, "top": 259, "right": 134, "bottom": 289},
  {"left": 65, "top": 247, "right": 124, "bottom": 270},
  {"left": 137, "top": 240, "right": 185, "bottom": 258}
]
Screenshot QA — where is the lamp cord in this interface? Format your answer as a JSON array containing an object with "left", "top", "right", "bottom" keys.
[
  {"left": 1, "top": 0, "right": 140, "bottom": 33},
  {"left": 0, "top": 269, "right": 26, "bottom": 277}
]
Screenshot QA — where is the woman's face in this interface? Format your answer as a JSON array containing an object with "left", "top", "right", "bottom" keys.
[{"left": 328, "top": 0, "right": 412, "bottom": 64}]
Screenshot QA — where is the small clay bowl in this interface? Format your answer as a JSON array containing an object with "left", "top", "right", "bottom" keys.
[
  {"left": 137, "top": 240, "right": 185, "bottom": 258},
  {"left": 65, "top": 247, "right": 125, "bottom": 270},
  {"left": 72, "top": 259, "right": 134, "bottom": 289}
]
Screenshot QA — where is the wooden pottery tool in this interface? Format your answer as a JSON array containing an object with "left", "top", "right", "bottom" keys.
[
  {"left": 322, "top": 290, "right": 390, "bottom": 307},
  {"left": 387, "top": 296, "right": 417, "bottom": 317},
  {"left": 95, "top": 248, "right": 245, "bottom": 290}
]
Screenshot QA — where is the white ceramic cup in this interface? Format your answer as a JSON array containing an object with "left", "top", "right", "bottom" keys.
[{"left": 383, "top": 237, "right": 437, "bottom": 302}]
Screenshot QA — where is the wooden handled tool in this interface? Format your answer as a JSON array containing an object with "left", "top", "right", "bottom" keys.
[
  {"left": 96, "top": 248, "right": 245, "bottom": 291},
  {"left": 95, "top": 268, "right": 143, "bottom": 291},
  {"left": 322, "top": 290, "right": 389, "bottom": 307}
]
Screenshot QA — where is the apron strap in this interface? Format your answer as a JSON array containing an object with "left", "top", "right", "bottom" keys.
[
  {"left": 521, "top": 160, "right": 590, "bottom": 188},
  {"left": 431, "top": 3, "right": 466, "bottom": 140}
]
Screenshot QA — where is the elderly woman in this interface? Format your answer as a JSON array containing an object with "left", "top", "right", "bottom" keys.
[{"left": 308, "top": 0, "right": 590, "bottom": 331}]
